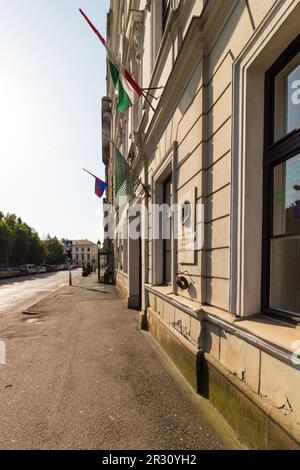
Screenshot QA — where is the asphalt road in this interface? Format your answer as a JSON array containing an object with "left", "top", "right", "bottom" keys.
[
  {"left": 0, "top": 275, "right": 242, "bottom": 450},
  {"left": 0, "top": 270, "right": 81, "bottom": 316}
]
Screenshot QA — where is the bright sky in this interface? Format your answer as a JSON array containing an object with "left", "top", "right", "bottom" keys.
[{"left": 0, "top": 0, "right": 110, "bottom": 244}]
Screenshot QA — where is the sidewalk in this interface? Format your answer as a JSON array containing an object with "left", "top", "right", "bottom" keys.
[{"left": 0, "top": 275, "right": 242, "bottom": 450}]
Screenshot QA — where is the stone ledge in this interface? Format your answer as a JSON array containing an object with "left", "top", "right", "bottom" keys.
[
  {"left": 145, "top": 284, "right": 300, "bottom": 366},
  {"left": 202, "top": 351, "right": 300, "bottom": 449},
  {"left": 234, "top": 316, "right": 300, "bottom": 356}
]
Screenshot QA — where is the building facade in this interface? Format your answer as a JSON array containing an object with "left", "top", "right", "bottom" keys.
[
  {"left": 102, "top": 0, "right": 300, "bottom": 448},
  {"left": 72, "top": 240, "right": 97, "bottom": 267}
]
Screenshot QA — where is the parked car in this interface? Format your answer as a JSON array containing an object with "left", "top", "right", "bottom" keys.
[
  {"left": 10, "top": 267, "right": 22, "bottom": 277},
  {"left": 63, "top": 264, "right": 76, "bottom": 271},
  {"left": 0, "top": 268, "right": 13, "bottom": 279},
  {"left": 19, "top": 264, "right": 37, "bottom": 275},
  {"left": 36, "top": 266, "right": 47, "bottom": 274},
  {"left": 44, "top": 265, "right": 57, "bottom": 272},
  {"left": 18, "top": 266, "right": 28, "bottom": 276}
]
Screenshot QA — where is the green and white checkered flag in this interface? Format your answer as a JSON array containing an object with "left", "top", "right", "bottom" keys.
[{"left": 114, "top": 146, "right": 134, "bottom": 205}]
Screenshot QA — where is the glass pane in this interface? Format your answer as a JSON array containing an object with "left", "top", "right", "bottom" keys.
[
  {"left": 287, "top": 65, "right": 300, "bottom": 134},
  {"left": 164, "top": 252, "right": 171, "bottom": 283},
  {"left": 270, "top": 237, "right": 300, "bottom": 314},
  {"left": 275, "top": 55, "right": 300, "bottom": 140},
  {"left": 271, "top": 154, "right": 300, "bottom": 315},
  {"left": 273, "top": 154, "right": 300, "bottom": 236},
  {"left": 164, "top": 179, "right": 172, "bottom": 202}
]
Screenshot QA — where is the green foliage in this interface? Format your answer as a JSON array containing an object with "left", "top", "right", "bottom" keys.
[
  {"left": 44, "top": 235, "right": 65, "bottom": 265},
  {"left": 0, "top": 212, "right": 64, "bottom": 267}
]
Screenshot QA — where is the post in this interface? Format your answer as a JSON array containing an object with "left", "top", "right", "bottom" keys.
[
  {"left": 98, "top": 249, "right": 100, "bottom": 284},
  {"left": 65, "top": 240, "right": 73, "bottom": 287},
  {"left": 69, "top": 265, "right": 72, "bottom": 286}
]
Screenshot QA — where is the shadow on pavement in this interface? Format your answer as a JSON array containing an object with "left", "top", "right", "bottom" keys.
[{"left": 73, "top": 285, "right": 110, "bottom": 294}]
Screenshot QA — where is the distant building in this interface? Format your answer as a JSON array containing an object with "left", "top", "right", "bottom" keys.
[{"left": 71, "top": 240, "right": 97, "bottom": 267}]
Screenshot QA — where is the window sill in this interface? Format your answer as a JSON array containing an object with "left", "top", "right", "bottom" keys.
[
  {"left": 234, "top": 315, "right": 300, "bottom": 356},
  {"left": 145, "top": 283, "right": 235, "bottom": 322}
]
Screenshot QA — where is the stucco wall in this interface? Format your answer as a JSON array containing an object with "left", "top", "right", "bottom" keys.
[{"left": 142, "top": 0, "right": 277, "bottom": 308}]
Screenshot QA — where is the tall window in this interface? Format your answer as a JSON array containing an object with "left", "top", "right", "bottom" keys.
[
  {"left": 163, "top": 175, "right": 172, "bottom": 284},
  {"left": 263, "top": 35, "right": 300, "bottom": 319}
]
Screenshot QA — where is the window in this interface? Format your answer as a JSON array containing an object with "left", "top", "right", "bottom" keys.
[
  {"left": 87, "top": 247, "right": 90, "bottom": 252},
  {"left": 263, "top": 35, "right": 300, "bottom": 319},
  {"left": 163, "top": 175, "right": 172, "bottom": 284},
  {"left": 151, "top": 0, "right": 174, "bottom": 69}
]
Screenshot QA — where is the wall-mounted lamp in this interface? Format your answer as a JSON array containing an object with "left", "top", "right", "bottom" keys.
[{"left": 175, "top": 275, "right": 189, "bottom": 290}]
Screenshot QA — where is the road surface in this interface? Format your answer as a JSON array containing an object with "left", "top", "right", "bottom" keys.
[
  {"left": 0, "top": 270, "right": 81, "bottom": 316},
  {"left": 0, "top": 275, "right": 242, "bottom": 450}
]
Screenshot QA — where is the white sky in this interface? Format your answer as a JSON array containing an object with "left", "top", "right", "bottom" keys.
[{"left": 0, "top": 0, "right": 110, "bottom": 243}]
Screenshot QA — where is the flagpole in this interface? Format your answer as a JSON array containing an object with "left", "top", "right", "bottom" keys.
[{"left": 83, "top": 168, "right": 97, "bottom": 179}]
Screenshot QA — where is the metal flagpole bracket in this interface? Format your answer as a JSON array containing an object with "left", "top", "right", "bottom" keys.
[
  {"left": 140, "top": 86, "right": 165, "bottom": 111},
  {"left": 141, "top": 91, "right": 156, "bottom": 112},
  {"left": 136, "top": 178, "right": 151, "bottom": 199},
  {"left": 141, "top": 86, "right": 165, "bottom": 91}
]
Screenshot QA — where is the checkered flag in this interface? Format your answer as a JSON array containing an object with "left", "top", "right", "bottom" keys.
[{"left": 114, "top": 146, "right": 134, "bottom": 205}]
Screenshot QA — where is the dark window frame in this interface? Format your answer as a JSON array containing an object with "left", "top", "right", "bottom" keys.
[
  {"left": 262, "top": 33, "right": 300, "bottom": 323},
  {"left": 163, "top": 174, "right": 172, "bottom": 285}
]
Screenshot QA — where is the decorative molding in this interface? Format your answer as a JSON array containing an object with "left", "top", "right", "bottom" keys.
[
  {"left": 145, "top": 0, "right": 151, "bottom": 13},
  {"left": 125, "top": 9, "right": 144, "bottom": 65}
]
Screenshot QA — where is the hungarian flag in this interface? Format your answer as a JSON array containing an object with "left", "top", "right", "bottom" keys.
[
  {"left": 83, "top": 169, "right": 107, "bottom": 199},
  {"left": 79, "top": 9, "right": 143, "bottom": 113}
]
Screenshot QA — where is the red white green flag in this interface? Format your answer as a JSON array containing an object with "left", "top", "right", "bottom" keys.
[{"left": 79, "top": 9, "right": 143, "bottom": 113}]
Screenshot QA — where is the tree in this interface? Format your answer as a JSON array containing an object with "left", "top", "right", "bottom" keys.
[
  {"left": 0, "top": 211, "right": 64, "bottom": 267},
  {"left": 27, "top": 232, "right": 46, "bottom": 265},
  {"left": 0, "top": 219, "right": 12, "bottom": 266},
  {"left": 44, "top": 236, "right": 65, "bottom": 265}
]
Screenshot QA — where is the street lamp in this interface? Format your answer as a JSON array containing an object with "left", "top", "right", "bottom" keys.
[{"left": 97, "top": 240, "right": 101, "bottom": 284}]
